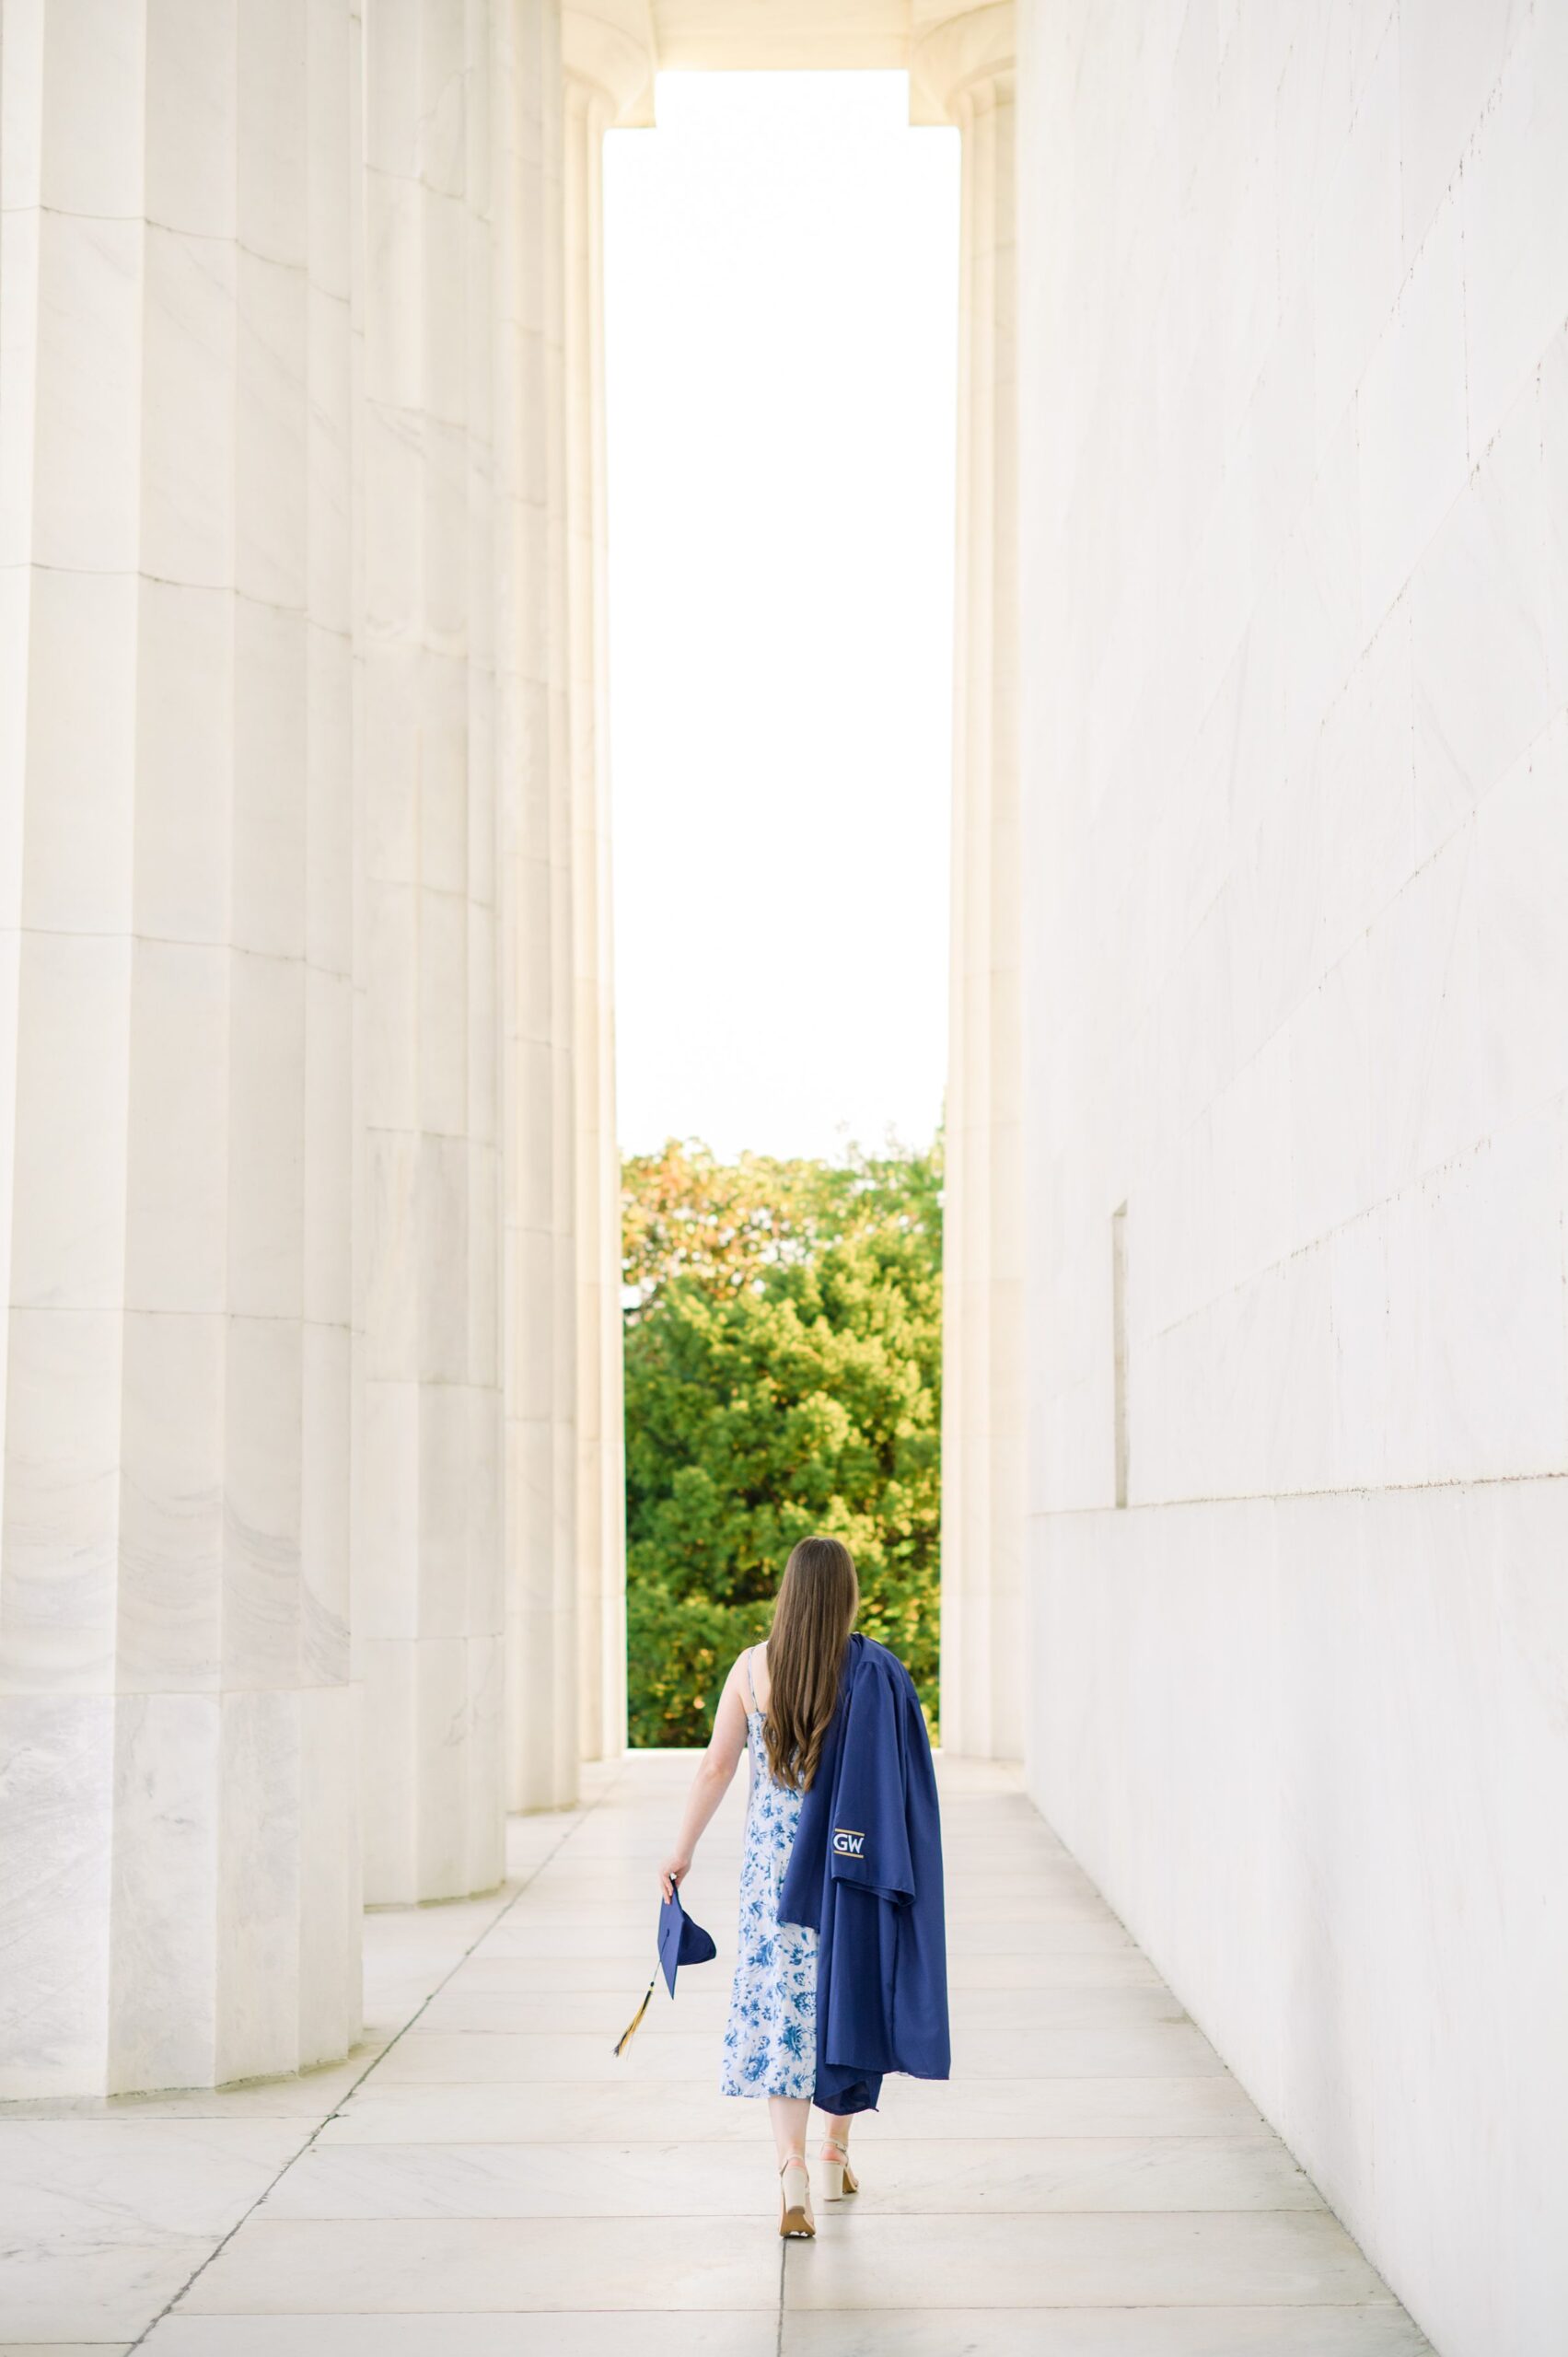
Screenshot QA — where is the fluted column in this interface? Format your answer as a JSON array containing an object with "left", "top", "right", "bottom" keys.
[
  {"left": 0, "top": 0, "right": 360, "bottom": 2092},
  {"left": 561, "top": 5, "right": 654, "bottom": 1770},
  {"left": 502, "top": 0, "right": 580, "bottom": 1811},
  {"left": 915, "top": 2, "right": 1023, "bottom": 1760},
  {"left": 353, "top": 0, "right": 511, "bottom": 1902}
]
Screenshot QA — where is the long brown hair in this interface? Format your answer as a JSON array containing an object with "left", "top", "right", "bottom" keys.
[{"left": 761, "top": 1536, "right": 859, "bottom": 1790}]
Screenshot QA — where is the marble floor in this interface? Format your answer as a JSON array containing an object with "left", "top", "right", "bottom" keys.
[{"left": 2, "top": 1752, "right": 1434, "bottom": 2354}]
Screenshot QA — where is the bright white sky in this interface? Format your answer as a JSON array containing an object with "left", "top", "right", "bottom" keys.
[{"left": 604, "top": 73, "right": 960, "bottom": 1166}]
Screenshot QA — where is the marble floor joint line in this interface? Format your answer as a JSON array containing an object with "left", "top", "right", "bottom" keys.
[
  {"left": 116, "top": 1764, "right": 625, "bottom": 2355},
  {"left": 1, "top": 1754, "right": 1435, "bottom": 2355}
]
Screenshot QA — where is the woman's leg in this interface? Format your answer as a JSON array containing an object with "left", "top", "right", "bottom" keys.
[
  {"left": 771, "top": 2094, "right": 816, "bottom": 2235},
  {"left": 814, "top": 2104, "right": 856, "bottom": 2200},
  {"left": 768, "top": 2094, "right": 811, "bottom": 2166}
]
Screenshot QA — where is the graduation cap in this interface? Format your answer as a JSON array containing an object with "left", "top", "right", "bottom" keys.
[{"left": 612, "top": 1886, "right": 717, "bottom": 2057}]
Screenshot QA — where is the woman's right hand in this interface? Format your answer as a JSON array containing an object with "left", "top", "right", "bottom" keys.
[{"left": 658, "top": 1848, "right": 692, "bottom": 1903}]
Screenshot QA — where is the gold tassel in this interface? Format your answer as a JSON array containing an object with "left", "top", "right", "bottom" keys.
[{"left": 613, "top": 1969, "right": 659, "bottom": 2058}]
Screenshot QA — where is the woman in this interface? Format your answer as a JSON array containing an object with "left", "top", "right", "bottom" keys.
[{"left": 660, "top": 1536, "right": 949, "bottom": 2235}]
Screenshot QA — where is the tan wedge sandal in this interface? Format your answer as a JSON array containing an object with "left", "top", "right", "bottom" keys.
[
  {"left": 819, "top": 2135, "right": 859, "bottom": 2200},
  {"left": 778, "top": 2149, "right": 815, "bottom": 2238}
]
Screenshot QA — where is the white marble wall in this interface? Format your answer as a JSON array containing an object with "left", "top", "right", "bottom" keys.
[
  {"left": 1017, "top": 4, "right": 1568, "bottom": 2351},
  {"left": 353, "top": 0, "right": 508, "bottom": 1904},
  {"left": 0, "top": 0, "right": 362, "bottom": 2093}
]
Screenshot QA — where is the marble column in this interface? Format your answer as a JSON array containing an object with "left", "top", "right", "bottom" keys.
[
  {"left": 913, "top": 2, "right": 1024, "bottom": 1760},
  {"left": 561, "top": 6, "right": 655, "bottom": 1770},
  {"left": 0, "top": 0, "right": 361, "bottom": 2092},
  {"left": 353, "top": 0, "right": 509, "bottom": 1904},
  {"left": 501, "top": 0, "right": 582, "bottom": 1812}
]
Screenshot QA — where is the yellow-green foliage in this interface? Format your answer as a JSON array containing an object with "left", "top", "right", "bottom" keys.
[{"left": 622, "top": 1135, "right": 942, "bottom": 1748}]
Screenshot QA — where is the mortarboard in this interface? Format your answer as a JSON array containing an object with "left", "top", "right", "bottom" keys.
[{"left": 612, "top": 1885, "right": 717, "bottom": 2057}]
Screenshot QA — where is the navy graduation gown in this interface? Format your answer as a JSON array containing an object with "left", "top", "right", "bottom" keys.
[{"left": 777, "top": 1632, "right": 949, "bottom": 2114}]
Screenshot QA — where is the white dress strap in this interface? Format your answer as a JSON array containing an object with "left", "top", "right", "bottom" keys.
[{"left": 743, "top": 1644, "right": 760, "bottom": 1714}]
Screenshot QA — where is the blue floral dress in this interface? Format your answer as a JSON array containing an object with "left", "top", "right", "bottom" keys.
[{"left": 719, "top": 1645, "right": 819, "bottom": 2098}]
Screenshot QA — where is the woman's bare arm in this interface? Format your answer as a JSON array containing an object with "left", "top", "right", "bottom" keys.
[{"left": 657, "top": 1655, "right": 751, "bottom": 1900}]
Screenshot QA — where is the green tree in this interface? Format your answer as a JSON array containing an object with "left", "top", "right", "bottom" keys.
[{"left": 622, "top": 1135, "right": 942, "bottom": 1747}]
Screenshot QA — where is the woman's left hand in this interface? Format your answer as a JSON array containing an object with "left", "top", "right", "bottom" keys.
[{"left": 658, "top": 1849, "right": 692, "bottom": 1903}]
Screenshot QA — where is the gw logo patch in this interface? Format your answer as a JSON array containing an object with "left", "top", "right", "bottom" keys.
[{"left": 831, "top": 1828, "right": 865, "bottom": 1858}]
